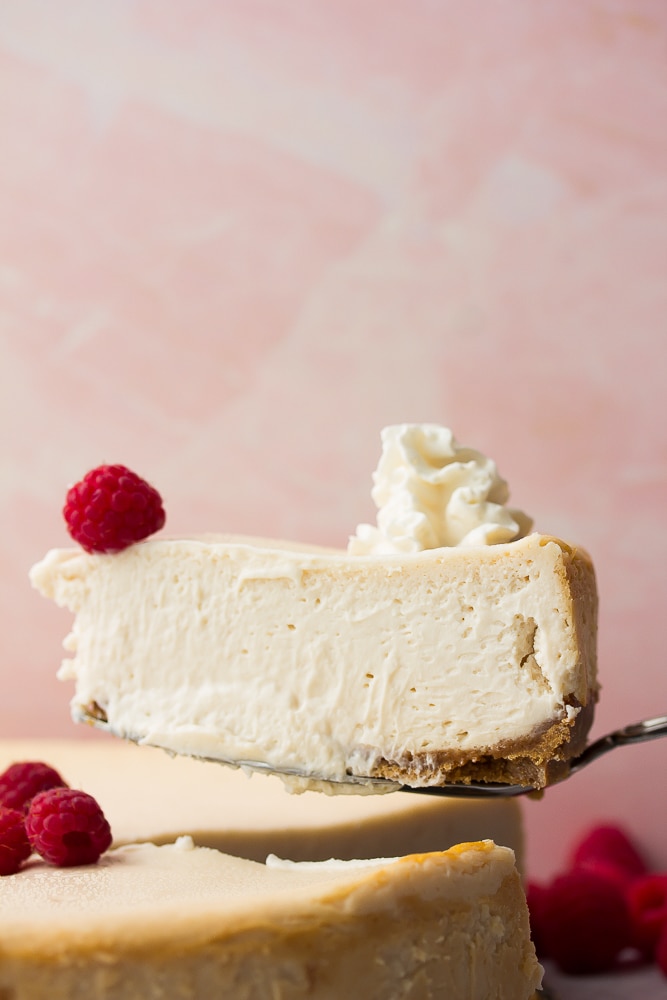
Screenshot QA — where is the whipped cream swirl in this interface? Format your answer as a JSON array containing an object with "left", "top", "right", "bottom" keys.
[{"left": 348, "top": 424, "right": 533, "bottom": 554}]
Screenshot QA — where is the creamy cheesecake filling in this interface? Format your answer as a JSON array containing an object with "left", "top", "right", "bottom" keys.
[{"left": 31, "top": 532, "right": 597, "bottom": 789}]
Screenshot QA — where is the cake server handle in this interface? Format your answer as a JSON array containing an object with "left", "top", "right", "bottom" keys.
[
  {"left": 567, "top": 714, "right": 667, "bottom": 775},
  {"left": 403, "top": 715, "right": 667, "bottom": 798}
]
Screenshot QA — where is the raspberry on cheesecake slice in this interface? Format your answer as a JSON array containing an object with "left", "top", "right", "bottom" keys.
[{"left": 30, "top": 425, "right": 598, "bottom": 792}]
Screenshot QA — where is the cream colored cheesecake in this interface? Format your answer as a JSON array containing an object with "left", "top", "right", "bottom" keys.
[
  {"left": 0, "top": 838, "right": 542, "bottom": 1000},
  {"left": 31, "top": 530, "right": 597, "bottom": 790},
  {"left": 0, "top": 739, "right": 524, "bottom": 865},
  {"left": 30, "top": 424, "right": 598, "bottom": 789}
]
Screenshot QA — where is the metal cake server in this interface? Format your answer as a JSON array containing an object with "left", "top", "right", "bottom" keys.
[
  {"left": 402, "top": 715, "right": 667, "bottom": 798},
  {"left": 105, "top": 714, "right": 667, "bottom": 799},
  {"left": 218, "top": 715, "right": 667, "bottom": 798}
]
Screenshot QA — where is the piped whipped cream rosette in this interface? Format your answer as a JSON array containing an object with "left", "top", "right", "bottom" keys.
[{"left": 348, "top": 424, "right": 533, "bottom": 554}]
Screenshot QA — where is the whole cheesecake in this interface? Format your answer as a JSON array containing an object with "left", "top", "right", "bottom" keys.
[
  {"left": 30, "top": 424, "right": 598, "bottom": 790},
  {"left": 0, "top": 838, "right": 543, "bottom": 1000}
]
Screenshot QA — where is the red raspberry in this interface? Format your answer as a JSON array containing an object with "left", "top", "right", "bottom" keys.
[
  {"left": 526, "top": 881, "right": 551, "bottom": 958},
  {"left": 657, "top": 921, "right": 667, "bottom": 977},
  {"left": 0, "top": 806, "right": 32, "bottom": 875},
  {"left": 63, "top": 464, "right": 166, "bottom": 553},
  {"left": 627, "top": 873, "right": 667, "bottom": 959},
  {"left": 26, "top": 787, "right": 112, "bottom": 867},
  {"left": 570, "top": 824, "right": 648, "bottom": 886},
  {"left": 541, "top": 868, "right": 632, "bottom": 974},
  {"left": 0, "top": 761, "right": 67, "bottom": 813}
]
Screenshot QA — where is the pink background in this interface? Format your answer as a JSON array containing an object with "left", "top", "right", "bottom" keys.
[{"left": 1, "top": 0, "right": 666, "bottom": 882}]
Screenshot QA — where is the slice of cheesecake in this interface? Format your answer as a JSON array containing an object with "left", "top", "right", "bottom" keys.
[
  {"left": 0, "top": 838, "right": 543, "bottom": 1000},
  {"left": 0, "top": 739, "right": 525, "bottom": 865},
  {"left": 31, "top": 529, "right": 597, "bottom": 790}
]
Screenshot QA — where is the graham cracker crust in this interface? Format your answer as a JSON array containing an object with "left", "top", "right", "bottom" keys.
[{"left": 367, "top": 696, "right": 597, "bottom": 790}]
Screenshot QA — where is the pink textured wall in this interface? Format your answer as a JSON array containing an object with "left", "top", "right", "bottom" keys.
[{"left": 1, "top": 1, "right": 666, "bottom": 880}]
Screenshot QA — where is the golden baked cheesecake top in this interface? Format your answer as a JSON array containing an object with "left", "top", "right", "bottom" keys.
[{"left": 0, "top": 838, "right": 543, "bottom": 1000}]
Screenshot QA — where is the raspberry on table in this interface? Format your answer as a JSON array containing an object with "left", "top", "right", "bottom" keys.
[
  {"left": 0, "top": 806, "right": 32, "bottom": 876},
  {"left": 526, "top": 881, "right": 551, "bottom": 958},
  {"left": 0, "top": 761, "right": 68, "bottom": 814},
  {"left": 540, "top": 868, "right": 632, "bottom": 974},
  {"left": 569, "top": 823, "right": 648, "bottom": 884},
  {"left": 26, "top": 787, "right": 112, "bottom": 867},
  {"left": 63, "top": 463, "right": 166, "bottom": 553},
  {"left": 627, "top": 873, "right": 667, "bottom": 959},
  {"left": 657, "top": 921, "right": 667, "bottom": 977}
]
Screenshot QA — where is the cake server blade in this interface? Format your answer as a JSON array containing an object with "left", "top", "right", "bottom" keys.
[{"left": 401, "top": 715, "right": 667, "bottom": 798}]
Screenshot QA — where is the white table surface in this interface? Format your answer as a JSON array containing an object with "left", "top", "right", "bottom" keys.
[{"left": 543, "top": 962, "right": 667, "bottom": 998}]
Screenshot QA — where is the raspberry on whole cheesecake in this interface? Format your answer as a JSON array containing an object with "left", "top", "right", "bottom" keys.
[
  {"left": 0, "top": 807, "right": 32, "bottom": 876},
  {"left": 26, "top": 787, "right": 112, "bottom": 867},
  {"left": 63, "top": 463, "right": 166, "bottom": 553},
  {"left": 0, "top": 760, "right": 68, "bottom": 814}
]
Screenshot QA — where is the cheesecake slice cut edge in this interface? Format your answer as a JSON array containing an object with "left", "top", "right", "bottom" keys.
[{"left": 30, "top": 530, "right": 598, "bottom": 791}]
